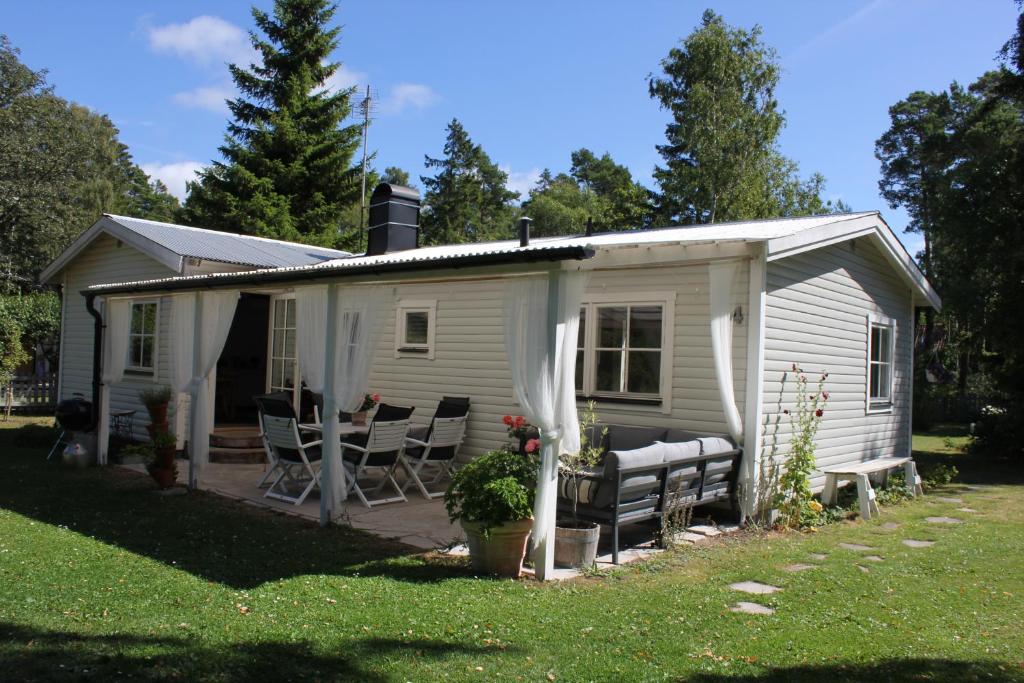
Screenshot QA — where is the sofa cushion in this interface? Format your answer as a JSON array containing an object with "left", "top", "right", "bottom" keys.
[
  {"left": 605, "top": 426, "right": 668, "bottom": 454},
  {"left": 589, "top": 443, "right": 666, "bottom": 508},
  {"left": 698, "top": 436, "right": 735, "bottom": 455},
  {"left": 657, "top": 440, "right": 702, "bottom": 462},
  {"left": 664, "top": 428, "right": 704, "bottom": 444}
]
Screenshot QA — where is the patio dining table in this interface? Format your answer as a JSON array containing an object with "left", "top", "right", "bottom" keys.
[{"left": 298, "top": 422, "right": 370, "bottom": 437}]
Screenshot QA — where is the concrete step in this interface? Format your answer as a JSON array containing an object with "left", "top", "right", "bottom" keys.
[
  {"left": 209, "top": 446, "right": 266, "bottom": 464},
  {"left": 210, "top": 433, "right": 263, "bottom": 449}
]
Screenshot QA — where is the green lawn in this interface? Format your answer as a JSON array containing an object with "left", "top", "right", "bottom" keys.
[{"left": 1, "top": 416, "right": 1022, "bottom": 682}]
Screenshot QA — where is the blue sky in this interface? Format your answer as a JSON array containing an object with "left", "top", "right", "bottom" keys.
[{"left": 4, "top": 1, "right": 1018, "bottom": 256}]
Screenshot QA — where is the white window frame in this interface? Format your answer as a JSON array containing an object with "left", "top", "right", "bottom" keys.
[
  {"left": 576, "top": 291, "right": 675, "bottom": 414},
  {"left": 125, "top": 299, "right": 159, "bottom": 376},
  {"left": 266, "top": 294, "right": 300, "bottom": 411},
  {"left": 866, "top": 313, "right": 896, "bottom": 414},
  {"left": 394, "top": 299, "right": 436, "bottom": 360}
]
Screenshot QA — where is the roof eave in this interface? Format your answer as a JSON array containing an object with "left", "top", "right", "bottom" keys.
[{"left": 83, "top": 245, "right": 597, "bottom": 297}]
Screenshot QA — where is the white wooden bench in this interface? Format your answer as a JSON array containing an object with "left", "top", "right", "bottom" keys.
[{"left": 820, "top": 457, "right": 923, "bottom": 520}]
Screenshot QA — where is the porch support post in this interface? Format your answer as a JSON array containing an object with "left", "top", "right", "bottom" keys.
[
  {"left": 741, "top": 248, "right": 767, "bottom": 520},
  {"left": 188, "top": 292, "right": 203, "bottom": 490},
  {"left": 533, "top": 270, "right": 563, "bottom": 582},
  {"left": 319, "top": 284, "right": 343, "bottom": 526}
]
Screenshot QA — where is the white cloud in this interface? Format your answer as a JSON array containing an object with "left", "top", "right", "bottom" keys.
[
  {"left": 140, "top": 161, "right": 204, "bottom": 201},
  {"left": 147, "top": 15, "right": 254, "bottom": 67},
  {"left": 172, "top": 84, "right": 233, "bottom": 113},
  {"left": 380, "top": 83, "right": 439, "bottom": 114},
  {"left": 501, "top": 166, "right": 543, "bottom": 202}
]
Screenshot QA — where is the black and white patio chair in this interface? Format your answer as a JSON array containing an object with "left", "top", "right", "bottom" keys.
[
  {"left": 341, "top": 405, "right": 414, "bottom": 508},
  {"left": 261, "top": 413, "right": 324, "bottom": 506},
  {"left": 401, "top": 396, "right": 470, "bottom": 498},
  {"left": 253, "top": 392, "right": 297, "bottom": 488}
]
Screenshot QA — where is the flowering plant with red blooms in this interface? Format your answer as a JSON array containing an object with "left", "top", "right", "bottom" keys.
[
  {"left": 776, "top": 364, "right": 830, "bottom": 529},
  {"left": 359, "top": 393, "right": 382, "bottom": 412},
  {"left": 502, "top": 414, "right": 532, "bottom": 441},
  {"left": 524, "top": 438, "right": 541, "bottom": 454}
]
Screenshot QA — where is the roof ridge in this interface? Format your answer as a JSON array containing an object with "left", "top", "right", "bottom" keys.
[{"left": 103, "top": 214, "right": 350, "bottom": 255}]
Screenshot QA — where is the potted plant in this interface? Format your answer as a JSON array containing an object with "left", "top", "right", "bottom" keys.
[
  {"left": 502, "top": 414, "right": 535, "bottom": 454},
  {"left": 139, "top": 385, "right": 173, "bottom": 432},
  {"left": 444, "top": 448, "right": 537, "bottom": 578},
  {"left": 353, "top": 392, "right": 381, "bottom": 426},
  {"left": 555, "top": 402, "right": 605, "bottom": 569},
  {"left": 146, "top": 430, "right": 178, "bottom": 489}
]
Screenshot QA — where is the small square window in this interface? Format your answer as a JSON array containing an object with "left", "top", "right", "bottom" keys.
[
  {"left": 395, "top": 301, "right": 436, "bottom": 358},
  {"left": 867, "top": 318, "right": 894, "bottom": 411}
]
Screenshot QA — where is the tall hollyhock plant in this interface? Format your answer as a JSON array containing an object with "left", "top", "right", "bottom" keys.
[{"left": 776, "top": 364, "right": 829, "bottom": 529}]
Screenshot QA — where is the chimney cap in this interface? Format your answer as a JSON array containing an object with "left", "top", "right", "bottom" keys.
[{"left": 370, "top": 183, "right": 420, "bottom": 204}]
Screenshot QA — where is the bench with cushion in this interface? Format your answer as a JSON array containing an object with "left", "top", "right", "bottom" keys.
[{"left": 552, "top": 424, "right": 742, "bottom": 563}]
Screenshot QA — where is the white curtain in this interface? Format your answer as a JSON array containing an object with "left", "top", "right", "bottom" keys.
[
  {"left": 321, "top": 287, "right": 384, "bottom": 513},
  {"left": 503, "top": 270, "right": 586, "bottom": 580},
  {"left": 709, "top": 261, "right": 744, "bottom": 442},
  {"left": 295, "top": 285, "right": 328, "bottom": 393},
  {"left": 186, "top": 290, "right": 239, "bottom": 488},
  {"left": 97, "top": 298, "right": 132, "bottom": 465},
  {"left": 170, "top": 293, "right": 195, "bottom": 393}
]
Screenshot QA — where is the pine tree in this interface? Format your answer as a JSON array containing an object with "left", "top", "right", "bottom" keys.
[
  {"left": 182, "top": 0, "right": 362, "bottom": 245},
  {"left": 419, "top": 119, "right": 518, "bottom": 245}
]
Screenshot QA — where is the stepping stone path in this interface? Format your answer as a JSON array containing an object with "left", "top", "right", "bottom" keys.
[
  {"left": 925, "top": 516, "right": 963, "bottom": 524},
  {"left": 687, "top": 525, "right": 722, "bottom": 537},
  {"left": 783, "top": 563, "right": 815, "bottom": 572},
  {"left": 730, "top": 602, "right": 775, "bottom": 615},
  {"left": 856, "top": 564, "right": 871, "bottom": 574},
  {"left": 958, "top": 507, "right": 977, "bottom": 513},
  {"left": 808, "top": 553, "right": 827, "bottom": 561},
  {"left": 729, "top": 581, "right": 781, "bottom": 595},
  {"left": 863, "top": 555, "right": 884, "bottom": 562},
  {"left": 937, "top": 497, "right": 963, "bottom": 504},
  {"left": 881, "top": 522, "right": 901, "bottom": 530},
  {"left": 838, "top": 543, "right": 875, "bottom": 551},
  {"left": 902, "top": 539, "right": 935, "bottom": 548},
  {"left": 673, "top": 531, "right": 708, "bottom": 544}
]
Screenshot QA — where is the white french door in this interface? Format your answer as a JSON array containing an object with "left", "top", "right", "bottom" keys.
[{"left": 266, "top": 295, "right": 300, "bottom": 412}]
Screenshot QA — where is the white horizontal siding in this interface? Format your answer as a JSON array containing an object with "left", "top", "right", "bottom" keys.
[
  {"left": 366, "top": 261, "right": 748, "bottom": 462},
  {"left": 761, "top": 237, "right": 913, "bottom": 491}
]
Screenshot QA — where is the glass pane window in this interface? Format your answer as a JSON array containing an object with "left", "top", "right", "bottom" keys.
[
  {"left": 127, "top": 302, "right": 157, "bottom": 371},
  {"left": 590, "top": 303, "right": 664, "bottom": 397},
  {"left": 269, "top": 298, "right": 298, "bottom": 397},
  {"left": 404, "top": 311, "right": 429, "bottom": 346},
  {"left": 868, "top": 322, "right": 893, "bottom": 403},
  {"left": 575, "top": 307, "right": 586, "bottom": 391}
]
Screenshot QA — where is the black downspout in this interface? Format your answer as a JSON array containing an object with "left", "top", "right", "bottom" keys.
[{"left": 85, "top": 293, "right": 103, "bottom": 431}]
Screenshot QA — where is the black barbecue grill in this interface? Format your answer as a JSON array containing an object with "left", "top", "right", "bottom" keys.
[{"left": 48, "top": 395, "right": 93, "bottom": 460}]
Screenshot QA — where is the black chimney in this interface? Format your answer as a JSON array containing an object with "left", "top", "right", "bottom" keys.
[
  {"left": 367, "top": 183, "right": 421, "bottom": 256},
  {"left": 518, "top": 216, "right": 532, "bottom": 247}
]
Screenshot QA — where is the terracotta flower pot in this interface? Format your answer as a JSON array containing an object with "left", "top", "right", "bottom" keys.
[
  {"left": 154, "top": 446, "right": 176, "bottom": 470},
  {"left": 146, "top": 422, "right": 170, "bottom": 439},
  {"left": 554, "top": 521, "right": 601, "bottom": 569},
  {"left": 147, "top": 465, "right": 177, "bottom": 489},
  {"left": 145, "top": 401, "right": 169, "bottom": 426},
  {"left": 460, "top": 518, "right": 533, "bottom": 578}
]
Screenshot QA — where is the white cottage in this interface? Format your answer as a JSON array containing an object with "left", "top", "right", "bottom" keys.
[{"left": 42, "top": 185, "right": 939, "bottom": 577}]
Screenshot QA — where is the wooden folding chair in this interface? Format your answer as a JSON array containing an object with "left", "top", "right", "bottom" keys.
[
  {"left": 341, "top": 419, "right": 411, "bottom": 508},
  {"left": 262, "top": 414, "right": 323, "bottom": 506},
  {"left": 401, "top": 415, "right": 467, "bottom": 499}
]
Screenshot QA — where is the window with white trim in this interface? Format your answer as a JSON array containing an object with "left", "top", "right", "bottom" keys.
[
  {"left": 867, "top": 317, "right": 895, "bottom": 410},
  {"left": 575, "top": 293, "right": 674, "bottom": 407},
  {"left": 268, "top": 296, "right": 297, "bottom": 400},
  {"left": 395, "top": 300, "right": 436, "bottom": 358},
  {"left": 126, "top": 301, "right": 157, "bottom": 373}
]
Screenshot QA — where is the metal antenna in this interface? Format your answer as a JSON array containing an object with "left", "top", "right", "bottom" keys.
[{"left": 357, "top": 84, "right": 379, "bottom": 251}]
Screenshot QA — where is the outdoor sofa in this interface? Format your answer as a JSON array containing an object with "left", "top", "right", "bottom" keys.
[{"left": 545, "top": 424, "right": 743, "bottom": 564}]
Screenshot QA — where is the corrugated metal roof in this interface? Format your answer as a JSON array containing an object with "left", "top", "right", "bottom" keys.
[{"left": 105, "top": 214, "right": 351, "bottom": 268}]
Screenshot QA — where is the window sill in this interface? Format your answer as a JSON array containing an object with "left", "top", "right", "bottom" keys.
[
  {"left": 866, "top": 402, "right": 893, "bottom": 415},
  {"left": 576, "top": 394, "right": 662, "bottom": 407},
  {"left": 395, "top": 347, "right": 434, "bottom": 360},
  {"left": 123, "top": 369, "right": 156, "bottom": 380}
]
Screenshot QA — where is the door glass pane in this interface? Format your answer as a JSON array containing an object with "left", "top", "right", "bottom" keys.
[
  {"left": 597, "top": 307, "right": 626, "bottom": 348},
  {"left": 577, "top": 307, "right": 586, "bottom": 347},
  {"left": 627, "top": 351, "right": 661, "bottom": 394},
  {"left": 285, "top": 299, "right": 296, "bottom": 327},
  {"left": 274, "top": 300, "right": 285, "bottom": 327},
  {"left": 271, "top": 358, "right": 283, "bottom": 389},
  {"left": 272, "top": 329, "right": 283, "bottom": 357},
  {"left": 284, "top": 328, "right": 296, "bottom": 358},
  {"left": 283, "top": 359, "right": 295, "bottom": 388},
  {"left": 628, "top": 306, "right": 661, "bottom": 348},
  {"left": 404, "top": 311, "right": 429, "bottom": 345},
  {"left": 595, "top": 350, "right": 622, "bottom": 392}
]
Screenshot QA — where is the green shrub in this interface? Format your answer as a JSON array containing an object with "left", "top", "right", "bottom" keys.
[
  {"left": 138, "top": 385, "right": 173, "bottom": 407},
  {"left": 922, "top": 463, "right": 959, "bottom": 488},
  {"left": 444, "top": 449, "right": 537, "bottom": 537}
]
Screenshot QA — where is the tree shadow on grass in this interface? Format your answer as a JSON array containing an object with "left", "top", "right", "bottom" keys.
[
  {"left": 682, "top": 657, "right": 1023, "bottom": 682},
  {"left": 0, "top": 621, "right": 516, "bottom": 682},
  {"left": 0, "top": 440, "right": 474, "bottom": 589}
]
